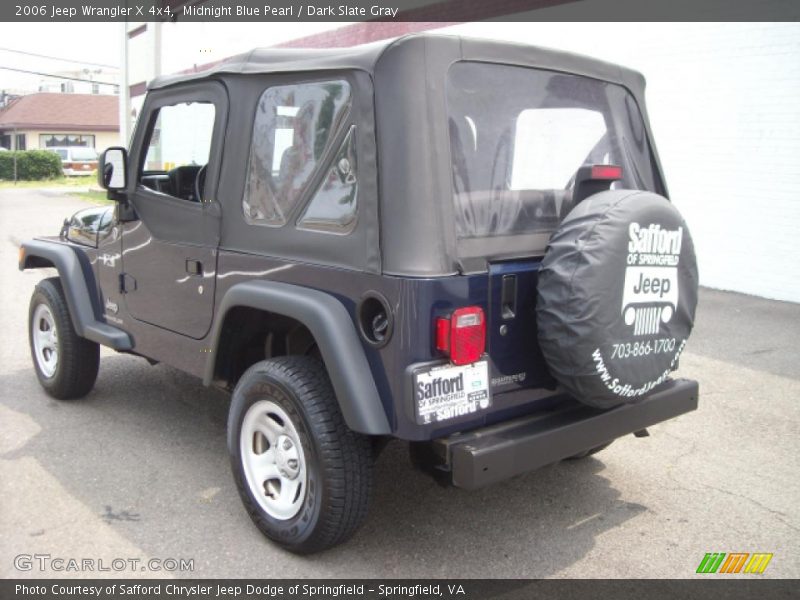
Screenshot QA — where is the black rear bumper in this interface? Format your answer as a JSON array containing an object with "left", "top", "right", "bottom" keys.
[{"left": 432, "top": 378, "right": 699, "bottom": 489}]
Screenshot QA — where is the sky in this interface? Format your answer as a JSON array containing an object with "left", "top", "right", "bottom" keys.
[
  {"left": 0, "top": 20, "right": 652, "bottom": 96},
  {"left": 0, "top": 20, "right": 685, "bottom": 95},
  {"left": 0, "top": 23, "right": 121, "bottom": 92},
  {"left": 0, "top": 22, "right": 351, "bottom": 94}
]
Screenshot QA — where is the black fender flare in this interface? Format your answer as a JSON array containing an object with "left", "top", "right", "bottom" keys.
[
  {"left": 204, "top": 280, "right": 391, "bottom": 435},
  {"left": 19, "top": 239, "right": 133, "bottom": 351}
]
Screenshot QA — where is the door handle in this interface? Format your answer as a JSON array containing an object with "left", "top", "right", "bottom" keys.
[{"left": 186, "top": 259, "right": 203, "bottom": 276}]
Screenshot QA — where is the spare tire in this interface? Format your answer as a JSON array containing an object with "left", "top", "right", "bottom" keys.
[{"left": 536, "top": 190, "right": 698, "bottom": 409}]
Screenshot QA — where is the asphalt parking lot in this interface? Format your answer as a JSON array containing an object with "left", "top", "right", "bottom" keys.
[{"left": 1, "top": 188, "right": 798, "bottom": 579}]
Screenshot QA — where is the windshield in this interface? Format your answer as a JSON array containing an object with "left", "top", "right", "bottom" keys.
[{"left": 447, "top": 62, "right": 661, "bottom": 257}]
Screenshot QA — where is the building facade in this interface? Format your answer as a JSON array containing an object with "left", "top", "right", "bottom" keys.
[{"left": 0, "top": 93, "right": 119, "bottom": 153}]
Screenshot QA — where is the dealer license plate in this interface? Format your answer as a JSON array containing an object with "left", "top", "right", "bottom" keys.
[{"left": 413, "top": 360, "right": 491, "bottom": 425}]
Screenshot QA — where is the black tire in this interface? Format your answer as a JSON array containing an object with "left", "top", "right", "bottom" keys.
[
  {"left": 227, "top": 356, "right": 373, "bottom": 554},
  {"left": 28, "top": 277, "right": 100, "bottom": 400},
  {"left": 567, "top": 441, "right": 613, "bottom": 460},
  {"left": 537, "top": 190, "right": 698, "bottom": 409}
]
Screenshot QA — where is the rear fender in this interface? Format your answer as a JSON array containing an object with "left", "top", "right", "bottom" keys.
[{"left": 206, "top": 280, "right": 391, "bottom": 435}]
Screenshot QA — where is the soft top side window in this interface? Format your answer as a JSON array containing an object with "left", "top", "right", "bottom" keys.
[
  {"left": 297, "top": 125, "right": 358, "bottom": 234},
  {"left": 243, "top": 80, "right": 352, "bottom": 227},
  {"left": 139, "top": 101, "right": 216, "bottom": 203}
]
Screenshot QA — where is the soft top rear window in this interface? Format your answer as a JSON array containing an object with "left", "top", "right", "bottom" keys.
[{"left": 447, "top": 61, "right": 660, "bottom": 258}]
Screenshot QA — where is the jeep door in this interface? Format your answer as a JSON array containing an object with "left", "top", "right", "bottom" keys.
[{"left": 120, "top": 81, "right": 227, "bottom": 339}]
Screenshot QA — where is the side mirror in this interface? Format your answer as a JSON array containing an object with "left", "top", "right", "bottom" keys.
[{"left": 98, "top": 147, "right": 128, "bottom": 192}]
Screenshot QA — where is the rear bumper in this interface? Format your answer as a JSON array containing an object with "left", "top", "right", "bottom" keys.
[{"left": 432, "top": 378, "right": 699, "bottom": 489}]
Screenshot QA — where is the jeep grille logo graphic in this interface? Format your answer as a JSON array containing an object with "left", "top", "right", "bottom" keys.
[
  {"left": 622, "top": 223, "right": 683, "bottom": 335},
  {"left": 696, "top": 552, "right": 773, "bottom": 574}
]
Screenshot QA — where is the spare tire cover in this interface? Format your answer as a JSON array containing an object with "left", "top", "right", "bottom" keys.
[{"left": 536, "top": 190, "right": 698, "bottom": 409}]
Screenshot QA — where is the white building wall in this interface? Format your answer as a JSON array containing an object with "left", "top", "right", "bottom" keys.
[{"left": 440, "top": 22, "right": 800, "bottom": 303}]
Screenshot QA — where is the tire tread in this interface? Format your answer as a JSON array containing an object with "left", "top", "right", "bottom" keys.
[
  {"left": 229, "top": 356, "right": 373, "bottom": 554},
  {"left": 29, "top": 277, "right": 99, "bottom": 400}
]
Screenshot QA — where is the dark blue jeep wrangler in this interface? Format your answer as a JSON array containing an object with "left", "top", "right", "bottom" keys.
[{"left": 19, "top": 34, "right": 699, "bottom": 553}]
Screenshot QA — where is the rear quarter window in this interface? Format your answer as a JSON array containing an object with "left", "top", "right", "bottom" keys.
[{"left": 242, "top": 80, "right": 352, "bottom": 227}]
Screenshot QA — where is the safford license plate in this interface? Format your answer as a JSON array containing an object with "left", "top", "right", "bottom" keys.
[{"left": 413, "top": 360, "right": 491, "bottom": 425}]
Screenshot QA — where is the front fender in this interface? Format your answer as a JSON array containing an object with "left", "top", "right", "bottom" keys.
[
  {"left": 206, "top": 281, "right": 391, "bottom": 435},
  {"left": 19, "top": 239, "right": 133, "bottom": 351}
]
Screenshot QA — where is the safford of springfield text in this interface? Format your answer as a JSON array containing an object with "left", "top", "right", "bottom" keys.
[{"left": 16, "top": 583, "right": 455, "bottom": 597}]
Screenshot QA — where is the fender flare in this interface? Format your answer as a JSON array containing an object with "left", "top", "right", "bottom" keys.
[
  {"left": 205, "top": 280, "right": 391, "bottom": 435},
  {"left": 19, "top": 239, "right": 133, "bottom": 351}
]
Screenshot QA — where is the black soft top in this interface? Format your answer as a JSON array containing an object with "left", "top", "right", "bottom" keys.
[
  {"left": 150, "top": 34, "right": 645, "bottom": 92},
  {"left": 149, "top": 39, "right": 389, "bottom": 89},
  {"left": 148, "top": 35, "right": 662, "bottom": 277}
]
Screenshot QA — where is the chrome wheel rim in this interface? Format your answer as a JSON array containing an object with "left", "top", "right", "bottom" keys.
[
  {"left": 240, "top": 400, "right": 307, "bottom": 520},
  {"left": 32, "top": 304, "right": 59, "bottom": 378}
]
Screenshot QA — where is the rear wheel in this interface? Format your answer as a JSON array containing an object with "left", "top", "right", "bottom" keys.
[
  {"left": 29, "top": 277, "right": 99, "bottom": 400},
  {"left": 228, "top": 356, "right": 373, "bottom": 554}
]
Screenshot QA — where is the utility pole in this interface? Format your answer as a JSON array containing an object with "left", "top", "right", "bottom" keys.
[
  {"left": 119, "top": 21, "right": 130, "bottom": 145},
  {"left": 13, "top": 126, "right": 17, "bottom": 184}
]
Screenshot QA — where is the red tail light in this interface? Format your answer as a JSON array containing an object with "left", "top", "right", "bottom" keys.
[
  {"left": 590, "top": 164, "right": 623, "bottom": 180},
  {"left": 436, "top": 306, "right": 486, "bottom": 366}
]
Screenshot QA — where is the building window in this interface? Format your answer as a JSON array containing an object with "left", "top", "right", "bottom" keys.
[
  {"left": 15, "top": 134, "right": 26, "bottom": 150},
  {"left": 40, "top": 134, "right": 95, "bottom": 148},
  {"left": 243, "top": 80, "right": 352, "bottom": 227}
]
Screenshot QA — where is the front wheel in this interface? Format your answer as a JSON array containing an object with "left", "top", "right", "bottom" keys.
[
  {"left": 29, "top": 277, "right": 99, "bottom": 399},
  {"left": 228, "top": 356, "right": 373, "bottom": 554}
]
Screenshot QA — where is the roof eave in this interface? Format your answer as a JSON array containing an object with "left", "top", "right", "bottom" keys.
[{"left": 0, "top": 123, "right": 119, "bottom": 132}]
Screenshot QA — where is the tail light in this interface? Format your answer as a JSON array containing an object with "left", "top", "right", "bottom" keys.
[
  {"left": 574, "top": 164, "right": 624, "bottom": 204},
  {"left": 436, "top": 306, "right": 486, "bottom": 365},
  {"left": 589, "top": 164, "right": 623, "bottom": 180}
]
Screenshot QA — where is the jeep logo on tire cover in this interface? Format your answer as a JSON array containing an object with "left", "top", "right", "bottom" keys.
[{"left": 622, "top": 223, "right": 683, "bottom": 336}]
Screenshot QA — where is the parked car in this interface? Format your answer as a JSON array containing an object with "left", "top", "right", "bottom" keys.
[
  {"left": 19, "top": 34, "right": 699, "bottom": 554},
  {"left": 47, "top": 146, "right": 98, "bottom": 176}
]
